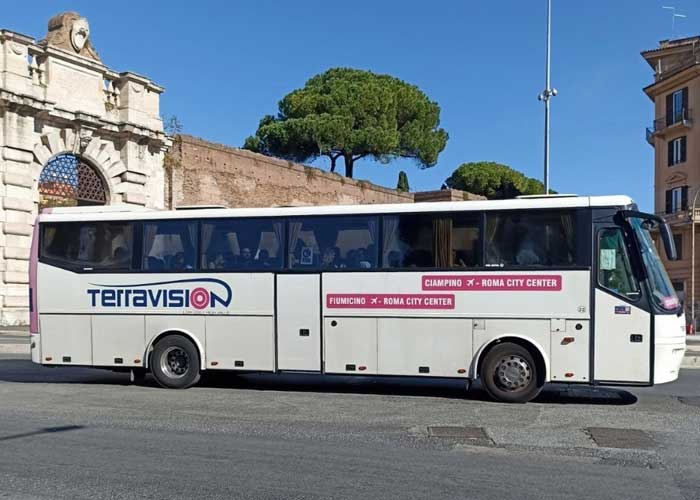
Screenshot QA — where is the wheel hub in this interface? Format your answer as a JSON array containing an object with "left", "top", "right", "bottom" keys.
[
  {"left": 161, "top": 347, "right": 189, "bottom": 378},
  {"left": 495, "top": 355, "right": 532, "bottom": 391}
]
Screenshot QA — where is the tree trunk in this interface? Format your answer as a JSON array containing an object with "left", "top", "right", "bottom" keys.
[
  {"left": 330, "top": 156, "right": 337, "bottom": 173},
  {"left": 344, "top": 154, "right": 354, "bottom": 178}
]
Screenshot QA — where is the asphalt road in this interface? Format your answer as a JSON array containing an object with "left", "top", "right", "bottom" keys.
[{"left": 1, "top": 354, "right": 700, "bottom": 500}]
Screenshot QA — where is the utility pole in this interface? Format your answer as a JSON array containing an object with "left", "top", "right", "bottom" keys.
[{"left": 538, "top": 0, "right": 557, "bottom": 195}]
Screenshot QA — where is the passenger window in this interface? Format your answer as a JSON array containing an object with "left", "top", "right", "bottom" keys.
[
  {"left": 41, "top": 222, "right": 133, "bottom": 271},
  {"left": 288, "top": 216, "right": 378, "bottom": 270},
  {"left": 485, "top": 211, "right": 576, "bottom": 267},
  {"left": 201, "top": 218, "right": 284, "bottom": 270},
  {"left": 143, "top": 220, "right": 197, "bottom": 271},
  {"left": 598, "top": 228, "right": 640, "bottom": 297},
  {"left": 382, "top": 214, "right": 435, "bottom": 268},
  {"left": 435, "top": 213, "right": 481, "bottom": 268}
]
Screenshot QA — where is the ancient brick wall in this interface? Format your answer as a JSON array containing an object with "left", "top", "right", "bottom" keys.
[{"left": 167, "top": 135, "right": 418, "bottom": 208}]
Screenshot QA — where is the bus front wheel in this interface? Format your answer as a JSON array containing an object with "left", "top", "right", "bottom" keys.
[
  {"left": 480, "top": 342, "right": 542, "bottom": 403},
  {"left": 151, "top": 335, "right": 201, "bottom": 389}
]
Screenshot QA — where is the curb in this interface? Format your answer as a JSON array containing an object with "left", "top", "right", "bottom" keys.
[
  {"left": 0, "top": 344, "right": 29, "bottom": 354},
  {"left": 682, "top": 352, "right": 700, "bottom": 369}
]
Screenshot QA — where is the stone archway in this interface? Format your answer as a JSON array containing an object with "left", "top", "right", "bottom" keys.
[
  {"left": 32, "top": 131, "right": 131, "bottom": 207},
  {"left": 38, "top": 153, "right": 107, "bottom": 210}
]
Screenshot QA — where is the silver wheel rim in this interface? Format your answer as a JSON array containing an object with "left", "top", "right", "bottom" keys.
[
  {"left": 495, "top": 354, "right": 532, "bottom": 392},
  {"left": 160, "top": 346, "right": 189, "bottom": 379}
]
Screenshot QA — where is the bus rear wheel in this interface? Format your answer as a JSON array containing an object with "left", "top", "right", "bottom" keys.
[
  {"left": 480, "top": 342, "right": 542, "bottom": 403},
  {"left": 151, "top": 335, "right": 201, "bottom": 389}
]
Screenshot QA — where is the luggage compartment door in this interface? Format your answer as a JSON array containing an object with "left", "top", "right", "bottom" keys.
[{"left": 276, "top": 274, "right": 321, "bottom": 371}]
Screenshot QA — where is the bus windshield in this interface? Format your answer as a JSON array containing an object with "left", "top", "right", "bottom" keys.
[{"left": 628, "top": 217, "right": 680, "bottom": 312}]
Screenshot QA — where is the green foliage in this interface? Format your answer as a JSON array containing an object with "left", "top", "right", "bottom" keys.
[
  {"left": 397, "top": 170, "right": 410, "bottom": 192},
  {"left": 243, "top": 68, "right": 448, "bottom": 178},
  {"left": 445, "top": 162, "right": 552, "bottom": 199}
]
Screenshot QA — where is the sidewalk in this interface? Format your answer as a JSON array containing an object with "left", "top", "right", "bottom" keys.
[
  {"left": 0, "top": 325, "right": 29, "bottom": 354},
  {"left": 2, "top": 326, "right": 700, "bottom": 368}
]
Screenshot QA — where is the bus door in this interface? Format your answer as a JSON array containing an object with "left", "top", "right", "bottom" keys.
[
  {"left": 593, "top": 222, "right": 651, "bottom": 384},
  {"left": 275, "top": 274, "right": 321, "bottom": 371}
]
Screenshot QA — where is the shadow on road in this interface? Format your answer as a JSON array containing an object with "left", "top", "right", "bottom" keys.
[
  {"left": 0, "top": 425, "right": 84, "bottom": 442},
  {"left": 0, "top": 357, "right": 638, "bottom": 405}
]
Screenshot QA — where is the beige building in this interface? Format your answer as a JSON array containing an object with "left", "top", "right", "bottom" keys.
[
  {"left": 643, "top": 36, "right": 700, "bottom": 326},
  {"left": 0, "top": 12, "right": 170, "bottom": 325}
]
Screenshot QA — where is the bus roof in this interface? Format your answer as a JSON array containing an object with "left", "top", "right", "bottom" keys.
[{"left": 39, "top": 195, "right": 635, "bottom": 222}]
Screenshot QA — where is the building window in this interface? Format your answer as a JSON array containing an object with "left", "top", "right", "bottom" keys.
[
  {"left": 673, "top": 233, "right": 683, "bottom": 260},
  {"left": 666, "top": 87, "right": 688, "bottom": 126},
  {"left": 666, "top": 186, "right": 688, "bottom": 214},
  {"left": 668, "top": 136, "right": 687, "bottom": 166}
]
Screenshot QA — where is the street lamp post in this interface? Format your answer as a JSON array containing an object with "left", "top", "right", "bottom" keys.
[{"left": 538, "top": 0, "right": 557, "bottom": 195}]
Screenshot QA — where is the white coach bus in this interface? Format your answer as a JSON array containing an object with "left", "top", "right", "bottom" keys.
[{"left": 29, "top": 195, "right": 686, "bottom": 403}]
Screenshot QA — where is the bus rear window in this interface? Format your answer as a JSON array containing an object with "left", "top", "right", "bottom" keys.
[{"left": 41, "top": 222, "right": 133, "bottom": 271}]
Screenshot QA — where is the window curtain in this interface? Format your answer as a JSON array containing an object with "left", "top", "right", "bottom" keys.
[
  {"left": 484, "top": 216, "right": 501, "bottom": 264},
  {"left": 560, "top": 214, "right": 575, "bottom": 263},
  {"left": 181, "top": 223, "right": 197, "bottom": 263},
  {"left": 272, "top": 222, "right": 284, "bottom": 258},
  {"left": 288, "top": 221, "right": 303, "bottom": 264},
  {"left": 433, "top": 217, "right": 452, "bottom": 268},
  {"left": 78, "top": 225, "right": 96, "bottom": 262},
  {"left": 382, "top": 216, "right": 399, "bottom": 265},
  {"left": 200, "top": 223, "right": 215, "bottom": 267},
  {"left": 367, "top": 218, "right": 377, "bottom": 245},
  {"left": 43, "top": 227, "right": 57, "bottom": 251},
  {"left": 143, "top": 223, "right": 158, "bottom": 268}
]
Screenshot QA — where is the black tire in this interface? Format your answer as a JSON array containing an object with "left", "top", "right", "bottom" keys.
[
  {"left": 150, "top": 335, "right": 201, "bottom": 389},
  {"left": 480, "top": 342, "right": 543, "bottom": 403}
]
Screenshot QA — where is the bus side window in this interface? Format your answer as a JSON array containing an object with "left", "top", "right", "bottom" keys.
[
  {"left": 598, "top": 228, "right": 640, "bottom": 298},
  {"left": 41, "top": 222, "right": 133, "bottom": 271},
  {"left": 485, "top": 211, "right": 576, "bottom": 268},
  {"left": 434, "top": 213, "right": 480, "bottom": 268},
  {"left": 200, "top": 218, "right": 284, "bottom": 271},
  {"left": 143, "top": 220, "right": 197, "bottom": 271},
  {"left": 289, "top": 216, "right": 378, "bottom": 270},
  {"left": 382, "top": 214, "right": 434, "bottom": 268}
]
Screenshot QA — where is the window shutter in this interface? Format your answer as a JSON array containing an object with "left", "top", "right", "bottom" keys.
[
  {"left": 666, "top": 190, "right": 672, "bottom": 214},
  {"left": 668, "top": 140, "right": 675, "bottom": 166},
  {"left": 682, "top": 186, "right": 689, "bottom": 211},
  {"left": 681, "top": 136, "right": 687, "bottom": 163},
  {"left": 666, "top": 93, "right": 674, "bottom": 126},
  {"left": 682, "top": 87, "right": 689, "bottom": 117}
]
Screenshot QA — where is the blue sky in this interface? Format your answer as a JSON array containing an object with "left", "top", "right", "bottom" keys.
[{"left": 7, "top": 1, "right": 700, "bottom": 210}]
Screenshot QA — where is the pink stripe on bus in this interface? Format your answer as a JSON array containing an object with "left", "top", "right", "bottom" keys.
[{"left": 29, "top": 218, "right": 40, "bottom": 334}]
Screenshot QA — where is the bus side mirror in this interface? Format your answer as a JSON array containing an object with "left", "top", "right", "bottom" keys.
[{"left": 658, "top": 220, "right": 678, "bottom": 261}]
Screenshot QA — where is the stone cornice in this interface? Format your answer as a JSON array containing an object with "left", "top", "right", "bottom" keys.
[
  {"left": 0, "top": 29, "right": 35, "bottom": 45},
  {"left": 643, "top": 64, "right": 700, "bottom": 99},
  {"left": 0, "top": 89, "right": 54, "bottom": 113}
]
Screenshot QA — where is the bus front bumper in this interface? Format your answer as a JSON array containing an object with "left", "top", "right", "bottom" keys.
[{"left": 654, "top": 337, "right": 686, "bottom": 384}]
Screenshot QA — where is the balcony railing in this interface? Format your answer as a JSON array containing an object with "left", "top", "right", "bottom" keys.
[{"left": 646, "top": 108, "right": 692, "bottom": 145}]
